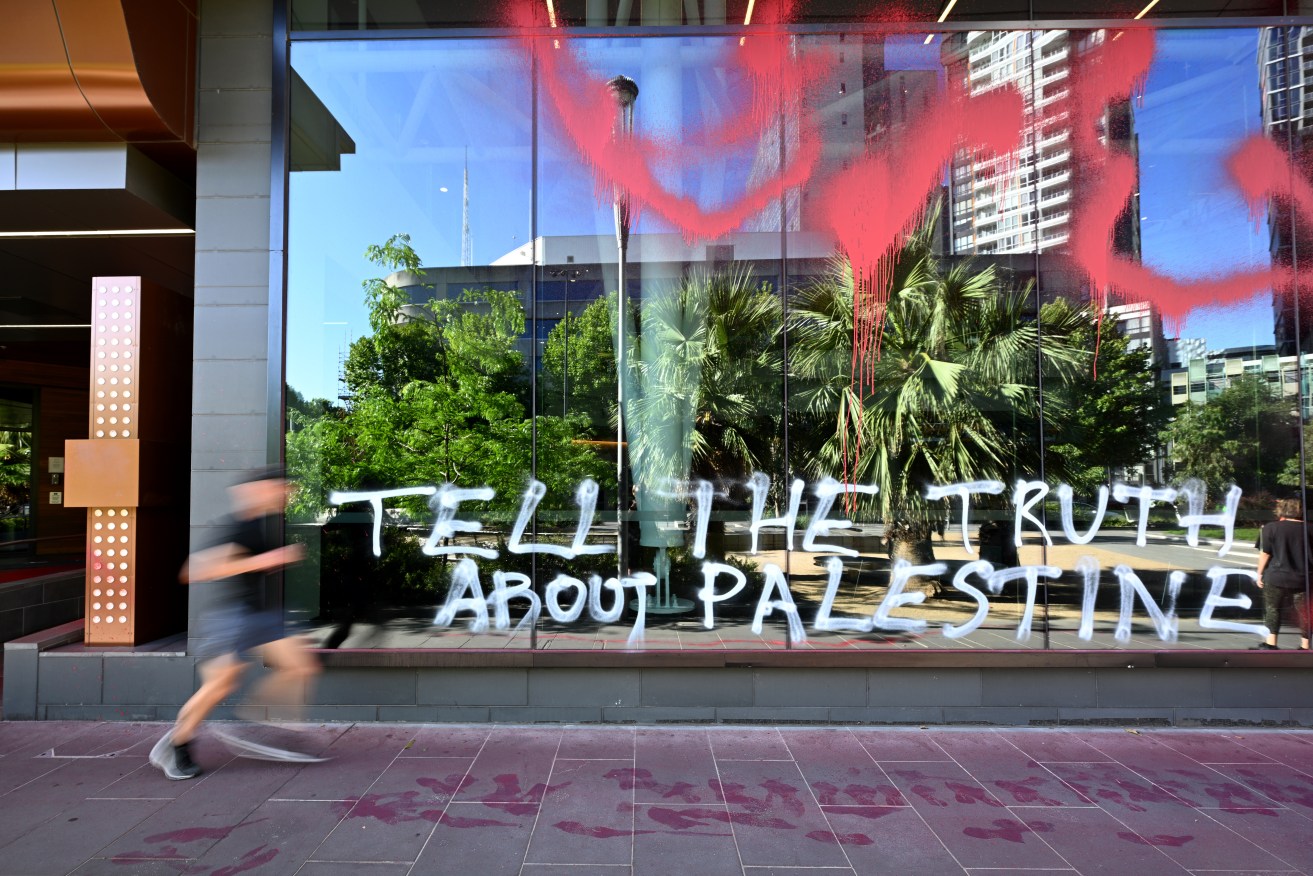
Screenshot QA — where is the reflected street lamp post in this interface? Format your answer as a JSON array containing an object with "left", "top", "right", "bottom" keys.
[
  {"left": 548, "top": 268, "right": 585, "bottom": 418},
  {"left": 608, "top": 74, "right": 638, "bottom": 573}
]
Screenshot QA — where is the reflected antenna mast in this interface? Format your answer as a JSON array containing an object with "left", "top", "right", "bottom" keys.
[{"left": 461, "top": 146, "right": 473, "bottom": 267}]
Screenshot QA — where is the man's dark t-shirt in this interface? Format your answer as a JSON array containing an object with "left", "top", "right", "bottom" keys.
[
  {"left": 1259, "top": 519, "right": 1313, "bottom": 590},
  {"left": 218, "top": 513, "right": 276, "bottom": 611}
]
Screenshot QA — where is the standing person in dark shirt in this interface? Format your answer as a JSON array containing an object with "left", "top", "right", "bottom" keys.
[
  {"left": 1253, "top": 497, "right": 1312, "bottom": 651},
  {"left": 149, "top": 467, "right": 322, "bottom": 780}
]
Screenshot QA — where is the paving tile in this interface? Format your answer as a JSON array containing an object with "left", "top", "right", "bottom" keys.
[
  {"left": 882, "top": 763, "right": 1068, "bottom": 870},
  {"left": 312, "top": 756, "right": 473, "bottom": 862},
  {"left": 631, "top": 729, "right": 718, "bottom": 804},
  {"left": 451, "top": 727, "right": 562, "bottom": 805},
  {"left": 97, "top": 760, "right": 289, "bottom": 861},
  {"left": 714, "top": 760, "right": 851, "bottom": 868},
  {"left": 0, "top": 721, "right": 98, "bottom": 757},
  {"left": 10, "top": 723, "right": 1313, "bottom": 876},
  {"left": 780, "top": 729, "right": 906, "bottom": 808},
  {"left": 410, "top": 800, "right": 537, "bottom": 874},
  {"left": 557, "top": 727, "right": 636, "bottom": 760},
  {"left": 1001, "top": 729, "right": 1116, "bottom": 763},
  {"left": 1224, "top": 732, "right": 1313, "bottom": 772},
  {"left": 0, "top": 755, "right": 154, "bottom": 847},
  {"left": 1205, "top": 807, "right": 1313, "bottom": 872},
  {"left": 1209, "top": 763, "right": 1313, "bottom": 819},
  {"left": 1120, "top": 764, "right": 1282, "bottom": 813},
  {"left": 521, "top": 867, "right": 632, "bottom": 875},
  {"left": 526, "top": 759, "right": 636, "bottom": 865},
  {"left": 1009, "top": 806, "right": 1190, "bottom": 875},
  {"left": 1044, "top": 763, "right": 1195, "bottom": 814},
  {"left": 0, "top": 797, "right": 165, "bottom": 875},
  {"left": 822, "top": 804, "right": 968, "bottom": 875},
  {"left": 71, "top": 860, "right": 193, "bottom": 875},
  {"left": 1092, "top": 804, "right": 1290, "bottom": 872},
  {"left": 297, "top": 864, "right": 411, "bottom": 875},
  {"left": 853, "top": 729, "right": 952, "bottom": 762},
  {"left": 709, "top": 727, "right": 791, "bottom": 760},
  {"left": 272, "top": 723, "right": 411, "bottom": 801},
  {"left": 94, "top": 735, "right": 236, "bottom": 800},
  {"left": 1143, "top": 731, "right": 1277, "bottom": 764},
  {"left": 932, "top": 731, "right": 1094, "bottom": 807},
  {"left": 632, "top": 803, "right": 740, "bottom": 876},
  {"left": 399, "top": 725, "right": 490, "bottom": 758},
  {"left": 175, "top": 799, "right": 345, "bottom": 873}
]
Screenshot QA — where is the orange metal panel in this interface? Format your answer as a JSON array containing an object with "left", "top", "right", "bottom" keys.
[
  {"left": 63, "top": 439, "right": 141, "bottom": 507},
  {"left": 0, "top": 0, "right": 195, "bottom": 144},
  {"left": 86, "top": 507, "right": 137, "bottom": 645}
]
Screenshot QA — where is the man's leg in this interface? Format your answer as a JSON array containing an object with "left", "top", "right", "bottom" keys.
[
  {"left": 175, "top": 654, "right": 248, "bottom": 744},
  {"left": 151, "top": 654, "right": 247, "bottom": 779},
  {"left": 249, "top": 636, "right": 320, "bottom": 723}
]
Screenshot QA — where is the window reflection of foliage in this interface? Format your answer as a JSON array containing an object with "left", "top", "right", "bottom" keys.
[
  {"left": 1, "top": 428, "right": 33, "bottom": 533},
  {"left": 1045, "top": 326, "right": 1170, "bottom": 495},
  {"left": 285, "top": 234, "right": 615, "bottom": 534},
  {"left": 542, "top": 291, "right": 621, "bottom": 438},
  {"left": 787, "top": 203, "right": 1087, "bottom": 595},
  {"left": 1165, "top": 373, "right": 1299, "bottom": 499},
  {"left": 626, "top": 265, "right": 783, "bottom": 497}
]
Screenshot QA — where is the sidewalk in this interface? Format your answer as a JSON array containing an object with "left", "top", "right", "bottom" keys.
[{"left": 1, "top": 721, "right": 1311, "bottom": 875}]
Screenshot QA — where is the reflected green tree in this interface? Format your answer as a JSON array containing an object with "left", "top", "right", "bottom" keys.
[
  {"left": 541, "top": 292, "right": 620, "bottom": 437},
  {"left": 626, "top": 265, "right": 783, "bottom": 498},
  {"left": 1046, "top": 325, "right": 1170, "bottom": 494},
  {"left": 1165, "top": 373, "right": 1299, "bottom": 498},
  {"left": 286, "top": 234, "right": 613, "bottom": 527}
]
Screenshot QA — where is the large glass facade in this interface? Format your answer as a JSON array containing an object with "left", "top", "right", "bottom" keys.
[{"left": 285, "top": 16, "right": 1313, "bottom": 653}]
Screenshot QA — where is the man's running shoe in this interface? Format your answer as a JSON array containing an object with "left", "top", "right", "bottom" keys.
[{"left": 149, "top": 731, "right": 202, "bottom": 780}]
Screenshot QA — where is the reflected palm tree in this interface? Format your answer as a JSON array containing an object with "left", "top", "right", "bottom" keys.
[
  {"left": 788, "top": 206, "right": 1088, "bottom": 593},
  {"left": 625, "top": 264, "right": 783, "bottom": 556}
]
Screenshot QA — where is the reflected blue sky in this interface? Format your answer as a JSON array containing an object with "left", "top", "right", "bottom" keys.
[
  {"left": 288, "top": 28, "right": 1280, "bottom": 403},
  {"left": 1137, "top": 29, "right": 1274, "bottom": 351}
]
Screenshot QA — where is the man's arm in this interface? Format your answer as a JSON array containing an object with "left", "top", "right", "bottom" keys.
[{"left": 179, "top": 542, "right": 305, "bottom": 583}]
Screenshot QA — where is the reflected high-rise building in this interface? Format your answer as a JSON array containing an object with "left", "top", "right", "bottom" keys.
[
  {"left": 1259, "top": 26, "right": 1313, "bottom": 356},
  {"left": 940, "top": 30, "right": 1141, "bottom": 261}
]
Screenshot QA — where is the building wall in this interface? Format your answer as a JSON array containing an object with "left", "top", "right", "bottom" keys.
[
  {"left": 188, "top": 0, "right": 277, "bottom": 653},
  {"left": 16, "top": 4, "right": 1283, "bottom": 725}
]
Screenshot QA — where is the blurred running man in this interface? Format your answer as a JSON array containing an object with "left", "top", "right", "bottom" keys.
[{"left": 150, "top": 466, "right": 321, "bottom": 780}]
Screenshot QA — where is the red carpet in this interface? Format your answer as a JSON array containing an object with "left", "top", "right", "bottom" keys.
[{"left": 0, "top": 564, "right": 82, "bottom": 585}]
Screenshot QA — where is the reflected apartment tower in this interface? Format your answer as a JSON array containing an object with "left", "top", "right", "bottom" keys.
[
  {"left": 941, "top": 31, "right": 1154, "bottom": 348},
  {"left": 1258, "top": 26, "right": 1313, "bottom": 355}
]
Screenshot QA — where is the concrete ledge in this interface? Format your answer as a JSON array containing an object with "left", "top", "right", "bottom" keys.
[
  {"left": 5, "top": 618, "right": 84, "bottom": 650},
  {"left": 313, "top": 647, "right": 1313, "bottom": 670}
]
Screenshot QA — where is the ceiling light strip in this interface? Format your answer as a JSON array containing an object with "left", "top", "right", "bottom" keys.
[
  {"left": 1134, "top": 0, "right": 1160, "bottom": 18},
  {"left": 0, "top": 229, "right": 194, "bottom": 239}
]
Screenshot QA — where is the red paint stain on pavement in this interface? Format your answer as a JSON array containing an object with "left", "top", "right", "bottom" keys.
[
  {"left": 811, "top": 782, "right": 906, "bottom": 807},
  {"left": 963, "top": 818, "right": 1054, "bottom": 843},
  {"left": 209, "top": 845, "right": 279, "bottom": 876},
  {"left": 994, "top": 777, "right": 1066, "bottom": 806},
  {"left": 554, "top": 820, "right": 641, "bottom": 838},
  {"left": 144, "top": 819, "right": 267, "bottom": 846},
  {"left": 807, "top": 829, "right": 875, "bottom": 845},
  {"left": 437, "top": 811, "right": 520, "bottom": 829},
  {"left": 641, "top": 805, "right": 735, "bottom": 834},
  {"left": 602, "top": 767, "right": 706, "bottom": 802},
  {"left": 416, "top": 773, "right": 476, "bottom": 797}
]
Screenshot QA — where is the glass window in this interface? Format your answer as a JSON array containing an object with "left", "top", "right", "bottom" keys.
[{"left": 285, "top": 23, "right": 1309, "bottom": 654}]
